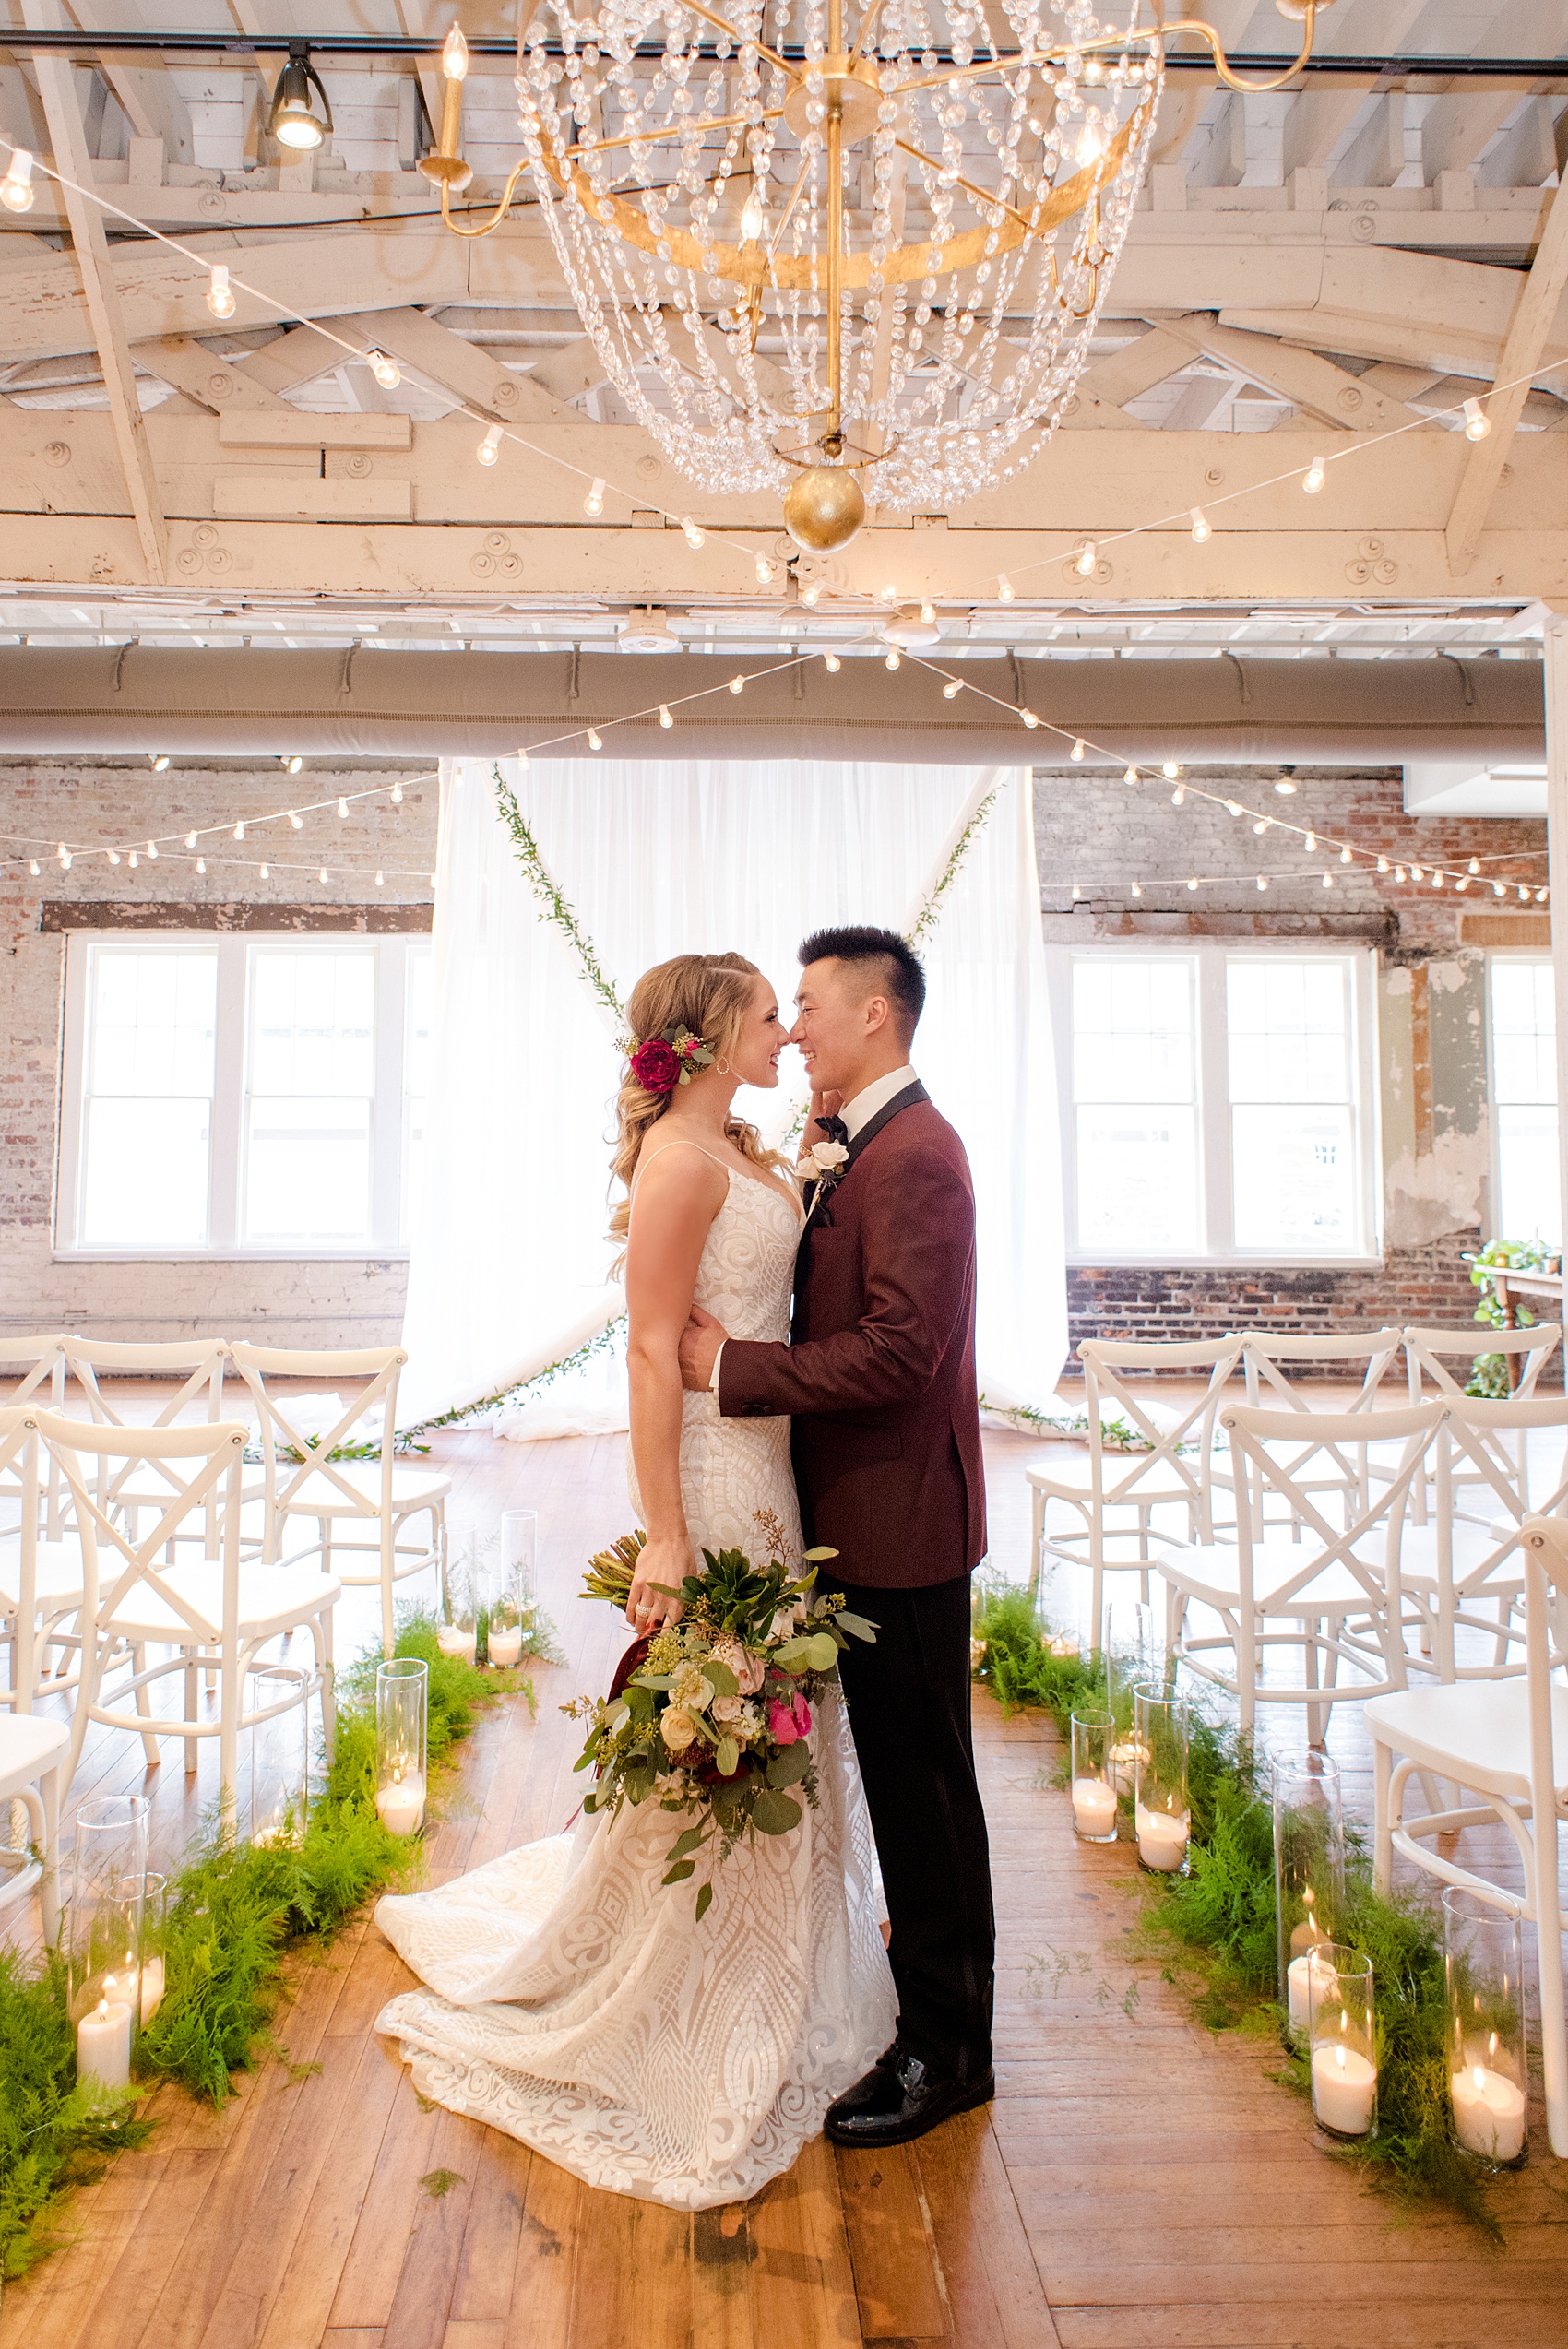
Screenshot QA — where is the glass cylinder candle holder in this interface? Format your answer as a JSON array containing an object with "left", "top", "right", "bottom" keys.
[
  {"left": 1103, "top": 1597, "right": 1160, "bottom": 1697},
  {"left": 1272, "top": 1751, "right": 1346, "bottom": 2046},
  {"left": 139, "top": 1872, "right": 169, "bottom": 2027},
  {"left": 1309, "top": 1947, "right": 1378, "bottom": 2141},
  {"left": 1069, "top": 1708, "right": 1119, "bottom": 1844},
  {"left": 68, "top": 1795, "right": 149, "bottom": 2092},
  {"left": 502, "top": 1509, "right": 538, "bottom": 1608},
  {"left": 375, "top": 1657, "right": 428, "bottom": 1835},
  {"left": 1444, "top": 1888, "right": 1528, "bottom": 2168},
  {"left": 244, "top": 1665, "right": 311, "bottom": 1845},
  {"left": 1132, "top": 1684, "right": 1189, "bottom": 1874}
]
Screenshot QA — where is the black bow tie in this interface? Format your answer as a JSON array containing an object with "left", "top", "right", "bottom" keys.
[{"left": 817, "top": 1113, "right": 849, "bottom": 1147}]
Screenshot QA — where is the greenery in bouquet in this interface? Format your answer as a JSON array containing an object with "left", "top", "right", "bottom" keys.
[{"left": 571, "top": 1521, "right": 875, "bottom": 1920}]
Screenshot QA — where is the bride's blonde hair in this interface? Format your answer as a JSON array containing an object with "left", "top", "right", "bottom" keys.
[{"left": 609, "top": 952, "right": 790, "bottom": 1263}]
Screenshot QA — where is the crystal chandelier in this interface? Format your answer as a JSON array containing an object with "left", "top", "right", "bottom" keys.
[{"left": 429, "top": 3, "right": 1337, "bottom": 549}]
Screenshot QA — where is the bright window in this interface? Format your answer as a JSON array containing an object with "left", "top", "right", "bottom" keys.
[
  {"left": 1489, "top": 958, "right": 1558, "bottom": 1245},
  {"left": 1054, "top": 944, "right": 1377, "bottom": 1263},
  {"left": 61, "top": 934, "right": 431, "bottom": 1254}
]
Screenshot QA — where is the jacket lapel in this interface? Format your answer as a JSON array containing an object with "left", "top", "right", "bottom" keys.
[{"left": 800, "top": 1080, "right": 930, "bottom": 1234}]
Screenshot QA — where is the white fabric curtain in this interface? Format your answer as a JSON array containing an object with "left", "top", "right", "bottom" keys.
[{"left": 398, "top": 756, "right": 1064, "bottom": 1430}]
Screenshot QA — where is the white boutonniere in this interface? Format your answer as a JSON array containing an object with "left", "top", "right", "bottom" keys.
[{"left": 803, "top": 1138, "right": 849, "bottom": 1201}]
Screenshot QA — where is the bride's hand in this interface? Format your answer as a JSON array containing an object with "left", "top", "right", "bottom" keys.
[{"left": 626, "top": 1535, "right": 691, "bottom": 1634}]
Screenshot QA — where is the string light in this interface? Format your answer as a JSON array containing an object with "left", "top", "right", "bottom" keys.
[
  {"left": 878, "top": 585, "right": 897, "bottom": 604},
  {"left": 885, "top": 650, "right": 901, "bottom": 670},
  {"left": 1124, "top": 765, "right": 1138, "bottom": 786},
  {"left": 1492, "top": 880, "right": 1505, "bottom": 897},
  {"left": 391, "top": 783, "right": 403, "bottom": 804},
  {"left": 369, "top": 350, "right": 401, "bottom": 389},
  {"left": 1322, "top": 872, "right": 1333, "bottom": 888},
  {"left": 825, "top": 654, "right": 841, "bottom": 672},
  {"left": 1, "top": 148, "right": 35, "bottom": 212},
  {"left": 318, "top": 867, "right": 329, "bottom": 883},
  {"left": 1537, "top": 887, "right": 1549, "bottom": 904},
  {"left": 1303, "top": 455, "right": 1326, "bottom": 494},
  {"left": 1252, "top": 819, "right": 1269, "bottom": 836},
  {"left": 1075, "top": 542, "right": 1097, "bottom": 579},
  {"left": 1467, "top": 858, "right": 1480, "bottom": 875},
  {"left": 233, "top": 822, "right": 245, "bottom": 840},
  {"left": 1256, "top": 875, "right": 1269, "bottom": 891},
  {"left": 1412, "top": 863, "right": 1424, "bottom": 881},
  {"left": 1021, "top": 708, "right": 1039, "bottom": 729},
  {"left": 1071, "top": 740, "right": 1086, "bottom": 763},
  {"left": 584, "top": 478, "right": 604, "bottom": 516},
  {"left": 283, "top": 755, "right": 303, "bottom": 775},
  {"left": 681, "top": 517, "right": 705, "bottom": 548},
  {"left": 1274, "top": 776, "right": 1298, "bottom": 796},
  {"left": 184, "top": 829, "right": 197, "bottom": 847},
  {"left": 1161, "top": 760, "right": 1181, "bottom": 780},
  {"left": 288, "top": 812, "right": 303, "bottom": 829},
  {"left": 1340, "top": 845, "right": 1352, "bottom": 864},
  {"left": 128, "top": 852, "right": 138, "bottom": 869},
  {"left": 659, "top": 704, "right": 674, "bottom": 728},
  {"left": 801, "top": 583, "right": 821, "bottom": 607},
  {"left": 1396, "top": 865, "right": 1406, "bottom": 883},
  {"left": 206, "top": 263, "right": 236, "bottom": 320},
  {"left": 920, "top": 601, "right": 936, "bottom": 626},
  {"left": 150, "top": 753, "right": 171, "bottom": 773},
  {"left": 477, "top": 424, "right": 503, "bottom": 466},
  {"left": 1072, "top": 884, "right": 1081, "bottom": 901},
  {"left": 258, "top": 861, "right": 269, "bottom": 880},
  {"left": 1304, "top": 833, "right": 1316, "bottom": 852},
  {"left": 1130, "top": 883, "right": 1142, "bottom": 898},
  {"left": 997, "top": 575, "right": 1015, "bottom": 601},
  {"left": 28, "top": 859, "right": 39, "bottom": 876},
  {"left": 1189, "top": 506, "right": 1211, "bottom": 544},
  {"left": 587, "top": 729, "right": 603, "bottom": 750},
  {"left": 755, "top": 555, "right": 776, "bottom": 585},
  {"left": 1186, "top": 877, "right": 1199, "bottom": 892},
  {"left": 1225, "top": 799, "right": 1242, "bottom": 817},
  {"left": 145, "top": 841, "right": 158, "bottom": 860},
  {"left": 943, "top": 679, "right": 962, "bottom": 700},
  {"left": 1171, "top": 784, "right": 1185, "bottom": 805},
  {"left": 1463, "top": 398, "right": 1491, "bottom": 442},
  {"left": 196, "top": 856, "right": 205, "bottom": 874},
  {"left": 106, "top": 849, "right": 120, "bottom": 866},
  {"left": 729, "top": 674, "right": 746, "bottom": 694},
  {"left": 374, "top": 869, "right": 385, "bottom": 886},
  {"left": 337, "top": 797, "right": 350, "bottom": 818},
  {"left": 1377, "top": 856, "right": 1389, "bottom": 873}
]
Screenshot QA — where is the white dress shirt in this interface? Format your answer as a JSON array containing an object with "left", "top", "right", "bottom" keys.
[{"left": 709, "top": 1064, "right": 919, "bottom": 1391}]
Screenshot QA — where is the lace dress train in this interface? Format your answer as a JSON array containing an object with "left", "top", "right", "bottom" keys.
[{"left": 374, "top": 1161, "right": 897, "bottom": 2209}]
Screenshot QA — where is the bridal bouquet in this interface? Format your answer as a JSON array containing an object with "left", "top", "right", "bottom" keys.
[{"left": 569, "top": 1518, "right": 875, "bottom": 1919}]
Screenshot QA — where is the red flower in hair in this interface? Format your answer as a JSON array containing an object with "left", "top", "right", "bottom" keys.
[{"left": 631, "top": 1038, "right": 681, "bottom": 1094}]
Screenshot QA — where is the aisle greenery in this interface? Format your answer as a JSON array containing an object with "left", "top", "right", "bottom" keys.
[
  {"left": 973, "top": 1585, "right": 1507, "bottom": 2239},
  {"left": 0, "top": 1613, "right": 531, "bottom": 2286}
]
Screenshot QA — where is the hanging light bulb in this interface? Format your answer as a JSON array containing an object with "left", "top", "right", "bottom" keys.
[
  {"left": 584, "top": 477, "right": 604, "bottom": 516},
  {"left": 145, "top": 840, "right": 158, "bottom": 860},
  {"left": 1071, "top": 739, "right": 1086, "bottom": 763},
  {"left": 195, "top": 856, "right": 206, "bottom": 874},
  {"left": 1171, "top": 785, "right": 1185, "bottom": 806},
  {"left": 885, "top": 650, "right": 901, "bottom": 671},
  {"left": 1492, "top": 879, "right": 1505, "bottom": 896},
  {"left": 288, "top": 811, "right": 303, "bottom": 830},
  {"left": 1187, "top": 877, "right": 1199, "bottom": 893},
  {"left": 430, "top": 870, "right": 439, "bottom": 887},
  {"left": 128, "top": 852, "right": 139, "bottom": 870},
  {"left": 1161, "top": 760, "right": 1181, "bottom": 780},
  {"left": 659, "top": 704, "right": 674, "bottom": 728},
  {"left": 1124, "top": 765, "right": 1139, "bottom": 786},
  {"left": 587, "top": 728, "right": 603, "bottom": 750},
  {"left": 1519, "top": 883, "right": 1532, "bottom": 900},
  {"left": 1256, "top": 874, "right": 1269, "bottom": 891},
  {"left": 106, "top": 849, "right": 121, "bottom": 866},
  {"left": 259, "top": 861, "right": 269, "bottom": 879},
  {"left": 233, "top": 821, "right": 245, "bottom": 841},
  {"left": 801, "top": 582, "right": 821, "bottom": 608},
  {"left": 390, "top": 782, "right": 404, "bottom": 804},
  {"left": 920, "top": 600, "right": 935, "bottom": 626},
  {"left": 206, "top": 264, "right": 237, "bottom": 321},
  {"left": 1377, "top": 855, "right": 1389, "bottom": 873},
  {"left": 1321, "top": 872, "right": 1334, "bottom": 889},
  {"left": 943, "top": 679, "right": 962, "bottom": 701},
  {"left": 1225, "top": 800, "right": 1242, "bottom": 817},
  {"left": 754, "top": 554, "right": 776, "bottom": 585},
  {"left": 185, "top": 829, "right": 198, "bottom": 847},
  {"left": 1075, "top": 541, "right": 1097, "bottom": 579},
  {"left": 877, "top": 584, "right": 897, "bottom": 604},
  {"left": 1303, "top": 455, "right": 1325, "bottom": 494},
  {"left": 368, "top": 350, "right": 401, "bottom": 389},
  {"left": 1467, "top": 857, "right": 1480, "bottom": 875},
  {"left": 284, "top": 754, "right": 303, "bottom": 774},
  {"left": 1537, "top": 886, "right": 1549, "bottom": 903},
  {"left": 1274, "top": 776, "right": 1298, "bottom": 795},
  {"left": 1412, "top": 863, "right": 1424, "bottom": 881},
  {"left": 1304, "top": 833, "right": 1316, "bottom": 852},
  {"left": 1, "top": 148, "right": 36, "bottom": 213},
  {"left": 1253, "top": 819, "right": 1269, "bottom": 836},
  {"left": 1189, "top": 506, "right": 1211, "bottom": 544},
  {"left": 824, "top": 653, "right": 841, "bottom": 673},
  {"left": 318, "top": 866, "right": 329, "bottom": 883},
  {"left": 1020, "top": 708, "right": 1039, "bottom": 730},
  {"left": 477, "top": 423, "right": 503, "bottom": 466},
  {"left": 1340, "top": 845, "right": 1353, "bottom": 864},
  {"left": 1130, "top": 883, "right": 1142, "bottom": 898},
  {"left": 729, "top": 674, "right": 746, "bottom": 694},
  {"left": 150, "top": 753, "right": 171, "bottom": 772},
  {"left": 517, "top": 748, "right": 529, "bottom": 767},
  {"left": 374, "top": 869, "right": 385, "bottom": 887},
  {"left": 1071, "top": 884, "right": 1081, "bottom": 901},
  {"left": 681, "top": 516, "right": 705, "bottom": 548},
  {"left": 1455, "top": 873, "right": 1469, "bottom": 891},
  {"left": 60, "top": 850, "right": 72, "bottom": 870},
  {"left": 1463, "top": 398, "right": 1491, "bottom": 442},
  {"left": 337, "top": 796, "right": 350, "bottom": 819},
  {"left": 997, "top": 575, "right": 1015, "bottom": 602},
  {"left": 1432, "top": 869, "right": 1444, "bottom": 887},
  {"left": 1395, "top": 865, "right": 1406, "bottom": 883},
  {"left": 268, "top": 41, "right": 333, "bottom": 151}
]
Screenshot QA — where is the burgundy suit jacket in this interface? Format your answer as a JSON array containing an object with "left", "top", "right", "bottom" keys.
[{"left": 717, "top": 1084, "right": 986, "bottom": 1590}]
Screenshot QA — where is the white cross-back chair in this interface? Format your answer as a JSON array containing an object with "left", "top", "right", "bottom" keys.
[
  {"left": 1153, "top": 1397, "right": 1443, "bottom": 1740},
  {"left": 230, "top": 1345, "right": 447, "bottom": 1657},
  {"left": 0, "top": 1711, "right": 68, "bottom": 1941},
  {"left": 1396, "top": 1323, "right": 1563, "bottom": 1526},
  {"left": 60, "top": 1338, "right": 240, "bottom": 1559},
  {"left": 1369, "top": 1511, "right": 1568, "bottom": 2157},
  {"left": 0, "top": 1336, "right": 66, "bottom": 1536},
  {"left": 1209, "top": 1327, "right": 1404, "bottom": 1533},
  {"left": 0, "top": 1405, "right": 90, "bottom": 1716},
  {"left": 33, "top": 1407, "right": 338, "bottom": 1822},
  {"left": 1393, "top": 1395, "right": 1568, "bottom": 1686},
  {"left": 1026, "top": 1337, "right": 1242, "bottom": 1635}
]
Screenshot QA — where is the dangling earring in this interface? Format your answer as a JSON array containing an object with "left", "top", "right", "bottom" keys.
[{"left": 716, "top": 1057, "right": 732, "bottom": 1076}]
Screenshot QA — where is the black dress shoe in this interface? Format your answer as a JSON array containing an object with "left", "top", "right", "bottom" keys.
[{"left": 825, "top": 2046, "right": 995, "bottom": 2149}]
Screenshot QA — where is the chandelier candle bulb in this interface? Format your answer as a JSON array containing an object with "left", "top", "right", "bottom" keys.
[
  {"left": 1, "top": 148, "right": 36, "bottom": 212},
  {"left": 1463, "top": 398, "right": 1491, "bottom": 441},
  {"left": 206, "top": 264, "right": 236, "bottom": 320},
  {"left": 477, "top": 424, "right": 503, "bottom": 467},
  {"left": 1303, "top": 455, "right": 1326, "bottom": 493}
]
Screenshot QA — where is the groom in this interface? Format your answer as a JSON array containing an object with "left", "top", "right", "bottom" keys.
[{"left": 679, "top": 924, "right": 994, "bottom": 2148}]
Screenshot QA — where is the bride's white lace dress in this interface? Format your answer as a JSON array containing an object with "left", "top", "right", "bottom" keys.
[{"left": 373, "top": 1155, "right": 897, "bottom": 2209}]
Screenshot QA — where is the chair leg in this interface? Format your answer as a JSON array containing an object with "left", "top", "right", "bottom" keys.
[
  {"left": 220, "top": 1648, "right": 239, "bottom": 1840},
  {"left": 1028, "top": 1489, "right": 1043, "bottom": 1606},
  {"left": 318, "top": 1609, "right": 337, "bottom": 1769},
  {"left": 1373, "top": 1738, "right": 1395, "bottom": 1890},
  {"left": 38, "top": 1762, "right": 60, "bottom": 1941},
  {"left": 1303, "top": 1617, "right": 1324, "bottom": 1748},
  {"left": 184, "top": 1651, "right": 200, "bottom": 1773},
  {"left": 1533, "top": 1815, "right": 1568, "bottom": 2156},
  {"left": 129, "top": 1643, "right": 161, "bottom": 1768}
]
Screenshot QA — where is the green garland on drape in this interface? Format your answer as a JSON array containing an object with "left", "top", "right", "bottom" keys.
[
  {"left": 906, "top": 786, "right": 1000, "bottom": 943},
  {"left": 0, "top": 1616, "right": 531, "bottom": 2288},
  {"left": 972, "top": 1585, "right": 1508, "bottom": 2241},
  {"left": 401, "top": 1316, "right": 628, "bottom": 1439},
  {"left": 491, "top": 766, "right": 625, "bottom": 1026}
]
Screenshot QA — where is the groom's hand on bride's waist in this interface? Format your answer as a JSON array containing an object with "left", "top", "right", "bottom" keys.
[{"left": 679, "top": 1305, "right": 728, "bottom": 1393}]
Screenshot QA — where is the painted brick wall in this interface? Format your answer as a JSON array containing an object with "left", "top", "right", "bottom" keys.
[
  {"left": 1034, "top": 757, "right": 1550, "bottom": 1375},
  {"left": 0, "top": 759, "right": 435, "bottom": 1349}
]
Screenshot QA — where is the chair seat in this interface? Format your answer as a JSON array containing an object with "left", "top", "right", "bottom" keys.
[
  {"left": 0, "top": 1710, "right": 70, "bottom": 1797},
  {"left": 102, "top": 1560, "right": 340, "bottom": 1644},
  {"left": 1154, "top": 1537, "right": 1384, "bottom": 1616},
  {"left": 0, "top": 1540, "right": 89, "bottom": 1612},
  {"left": 276, "top": 1463, "right": 452, "bottom": 1517},
  {"left": 1390, "top": 1522, "right": 1523, "bottom": 1594},
  {"left": 1364, "top": 1681, "right": 1568, "bottom": 1807}
]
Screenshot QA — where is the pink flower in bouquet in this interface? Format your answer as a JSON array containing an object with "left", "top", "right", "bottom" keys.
[
  {"left": 712, "top": 1632, "right": 766, "bottom": 1696},
  {"left": 767, "top": 1691, "right": 813, "bottom": 1745},
  {"left": 631, "top": 1037, "right": 681, "bottom": 1095}
]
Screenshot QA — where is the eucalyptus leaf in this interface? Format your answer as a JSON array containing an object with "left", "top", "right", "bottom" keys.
[
  {"left": 802, "top": 1546, "right": 839, "bottom": 1561},
  {"left": 766, "top": 1741, "right": 812, "bottom": 1790},
  {"left": 835, "top": 1611, "right": 878, "bottom": 1641},
  {"left": 715, "top": 1736, "right": 740, "bottom": 1777},
  {"left": 695, "top": 1881, "right": 713, "bottom": 1923},
  {"left": 704, "top": 1658, "right": 739, "bottom": 1699},
  {"left": 661, "top": 1858, "right": 696, "bottom": 1884},
  {"left": 667, "top": 1826, "right": 706, "bottom": 1860},
  {"left": 751, "top": 1787, "right": 803, "bottom": 1836}
]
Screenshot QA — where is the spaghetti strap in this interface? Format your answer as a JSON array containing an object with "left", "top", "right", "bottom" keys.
[{"left": 629, "top": 1135, "right": 735, "bottom": 1201}]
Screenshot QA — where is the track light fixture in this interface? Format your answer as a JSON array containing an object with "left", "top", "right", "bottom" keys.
[{"left": 268, "top": 42, "right": 333, "bottom": 153}]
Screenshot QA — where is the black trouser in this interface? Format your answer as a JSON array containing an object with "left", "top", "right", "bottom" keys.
[{"left": 834, "top": 1573, "right": 994, "bottom": 2085}]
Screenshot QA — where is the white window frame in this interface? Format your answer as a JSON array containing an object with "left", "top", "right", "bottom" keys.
[
  {"left": 1048, "top": 939, "right": 1382, "bottom": 1268},
  {"left": 1485, "top": 949, "right": 1558, "bottom": 1247},
  {"left": 57, "top": 931, "right": 430, "bottom": 1261}
]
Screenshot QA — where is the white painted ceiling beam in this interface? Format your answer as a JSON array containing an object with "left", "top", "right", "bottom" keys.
[{"left": 1447, "top": 172, "right": 1568, "bottom": 575}]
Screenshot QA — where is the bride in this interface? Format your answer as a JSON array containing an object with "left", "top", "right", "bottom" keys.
[{"left": 374, "top": 952, "right": 896, "bottom": 2209}]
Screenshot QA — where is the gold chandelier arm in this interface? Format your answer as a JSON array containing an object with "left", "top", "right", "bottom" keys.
[
  {"left": 1157, "top": 9, "right": 1318, "bottom": 94},
  {"left": 891, "top": 133, "right": 1040, "bottom": 241},
  {"left": 766, "top": 150, "right": 812, "bottom": 256},
  {"left": 560, "top": 102, "right": 784, "bottom": 165},
  {"left": 846, "top": 0, "right": 888, "bottom": 71},
  {"left": 438, "top": 159, "right": 531, "bottom": 238}
]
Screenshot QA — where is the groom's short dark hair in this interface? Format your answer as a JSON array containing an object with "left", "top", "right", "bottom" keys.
[{"left": 798, "top": 925, "right": 926, "bottom": 1042}]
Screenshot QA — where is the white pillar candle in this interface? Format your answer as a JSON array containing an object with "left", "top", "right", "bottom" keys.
[
  {"left": 1286, "top": 1953, "right": 1318, "bottom": 2035},
  {"left": 488, "top": 1628, "right": 523, "bottom": 1667},
  {"left": 375, "top": 1769, "right": 426, "bottom": 1835},
  {"left": 1072, "top": 1778, "right": 1118, "bottom": 1838},
  {"left": 1451, "top": 2064, "right": 1526, "bottom": 2162},
  {"left": 139, "top": 1954, "right": 166, "bottom": 2025},
  {"left": 435, "top": 1624, "right": 475, "bottom": 1660},
  {"left": 1311, "top": 2043, "right": 1377, "bottom": 2136},
  {"left": 77, "top": 1996, "right": 133, "bottom": 2089},
  {"left": 1134, "top": 1802, "right": 1189, "bottom": 1871}
]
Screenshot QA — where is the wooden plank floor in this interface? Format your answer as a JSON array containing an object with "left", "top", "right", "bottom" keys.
[{"left": 3, "top": 1404, "right": 1565, "bottom": 2348}]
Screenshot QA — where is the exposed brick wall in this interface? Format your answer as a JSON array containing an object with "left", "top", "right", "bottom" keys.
[{"left": 0, "top": 759, "right": 435, "bottom": 1348}]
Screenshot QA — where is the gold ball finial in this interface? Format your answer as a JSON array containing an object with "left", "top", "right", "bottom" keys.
[{"left": 783, "top": 467, "right": 866, "bottom": 552}]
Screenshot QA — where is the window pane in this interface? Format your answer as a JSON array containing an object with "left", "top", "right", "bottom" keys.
[
  {"left": 1491, "top": 961, "right": 1554, "bottom": 1106},
  {"left": 1490, "top": 960, "right": 1558, "bottom": 1242},
  {"left": 1231, "top": 1107, "right": 1355, "bottom": 1250},
  {"left": 1494, "top": 1107, "right": 1559, "bottom": 1245},
  {"left": 1227, "top": 958, "right": 1348, "bottom": 1105},
  {"left": 1075, "top": 1107, "right": 1200, "bottom": 1252},
  {"left": 89, "top": 949, "right": 216, "bottom": 1097},
  {"left": 250, "top": 953, "right": 375, "bottom": 1096},
  {"left": 1072, "top": 958, "right": 1194, "bottom": 1106},
  {"left": 81, "top": 1098, "right": 210, "bottom": 1245},
  {"left": 402, "top": 948, "right": 433, "bottom": 1246},
  {"left": 244, "top": 1097, "right": 371, "bottom": 1242}
]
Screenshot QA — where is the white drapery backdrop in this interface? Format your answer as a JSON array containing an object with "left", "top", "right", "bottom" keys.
[{"left": 398, "top": 756, "right": 1065, "bottom": 1431}]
